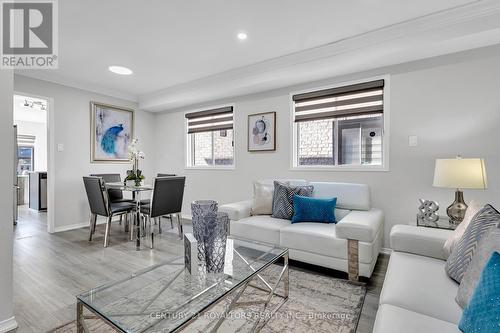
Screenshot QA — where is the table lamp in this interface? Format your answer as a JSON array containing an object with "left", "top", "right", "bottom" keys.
[{"left": 433, "top": 157, "right": 487, "bottom": 224}]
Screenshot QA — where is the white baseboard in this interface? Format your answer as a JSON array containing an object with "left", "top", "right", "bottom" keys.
[
  {"left": 380, "top": 247, "right": 392, "bottom": 255},
  {"left": 53, "top": 216, "right": 116, "bottom": 233},
  {"left": 0, "top": 317, "right": 18, "bottom": 333}
]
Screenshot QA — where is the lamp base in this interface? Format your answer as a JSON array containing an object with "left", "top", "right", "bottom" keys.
[{"left": 447, "top": 189, "right": 468, "bottom": 225}]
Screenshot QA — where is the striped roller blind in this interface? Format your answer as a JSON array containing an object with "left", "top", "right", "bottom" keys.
[
  {"left": 185, "top": 106, "right": 233, "bottom": 134},
  {"left": 293, "top": 79, "right": 384, "bottom": 122}
]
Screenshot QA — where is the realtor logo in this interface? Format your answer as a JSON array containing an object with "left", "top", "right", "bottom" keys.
[{"left": 1, "top": 0, "right": 58, "bottom": 68}]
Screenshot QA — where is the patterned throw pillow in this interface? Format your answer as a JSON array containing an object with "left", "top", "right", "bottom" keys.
[
  {"left": 443, "top": 200, "right": 482, "bottom": 258},
  {"left": 446, "top": 204, "right": 500, "bottom": 283},
  {"left": 456, "top": 223, "right": 500, "bottom": 308},
  {"left": 458, "top": 252, "right": 500, "bottom": 333},
  {"left": 271, "top": 181, "right": 314, "bottom": 220}
]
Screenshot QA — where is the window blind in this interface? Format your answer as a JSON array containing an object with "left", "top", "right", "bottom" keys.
[
  {"left": 293, "top": 79, "right": 384, "bottom": 122},
  {"left": 185, "top": 106, "right": 233, "bottom": 134}
]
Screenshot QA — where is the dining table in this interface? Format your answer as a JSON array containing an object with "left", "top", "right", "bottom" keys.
[{"left": 105, "top": 182, "right": 153, "bottom": 250}]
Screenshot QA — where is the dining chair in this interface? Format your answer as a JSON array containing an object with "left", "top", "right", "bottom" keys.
[
  {"left": 141, "top": 173, "right": 181, "bottom": 231},
  {"left": 90, "top": 173, "right": 134, "bottom": 203},
  {"left": 157, "top": 173, "right": 176, "bottom": 177},
  {"left": 140, "top": 176, "right": 186, "bottom": 247},
  {"left": 91, "top": 173, "right": 135, "bottom": 228},
  {"left": 83, "top": 176, "right": 135, "bottom": 247}
]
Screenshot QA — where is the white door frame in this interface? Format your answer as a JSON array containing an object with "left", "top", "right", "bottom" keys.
[{"left": 13, "top": 91, "right": 55, "bottom": 233}]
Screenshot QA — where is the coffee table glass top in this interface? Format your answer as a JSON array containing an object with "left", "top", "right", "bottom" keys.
[{"left": 77, "top": 237, "right": 287, "bottom": 333}]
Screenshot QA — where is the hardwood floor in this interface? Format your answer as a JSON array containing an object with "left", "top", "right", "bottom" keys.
[{"left": 12, "top": 206, "right": 388, "bottom": 333}]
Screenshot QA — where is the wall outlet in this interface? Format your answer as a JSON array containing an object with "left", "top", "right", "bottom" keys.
[
  {"left": 57, "top": 143, "right": 64, "bottom": 152},
  {"left": 408, "top": 135, "right": 418, "bottom": 147}
]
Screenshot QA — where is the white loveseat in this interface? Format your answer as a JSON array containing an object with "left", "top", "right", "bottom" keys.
[
  {"left": 219, "top": 180, "right": 384, "bottom": 279},
  {"left": 373, "top": 224, "right": 461, "bottom": 333}
]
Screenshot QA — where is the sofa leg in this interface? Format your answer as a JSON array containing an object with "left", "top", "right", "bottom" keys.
[{"left": 348, "top": 239, "right": 359, "bottom": 282}]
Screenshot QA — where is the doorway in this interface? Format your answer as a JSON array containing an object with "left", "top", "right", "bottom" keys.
[{"left": 13, "top": 93, "right": 53, "bottom": 233}]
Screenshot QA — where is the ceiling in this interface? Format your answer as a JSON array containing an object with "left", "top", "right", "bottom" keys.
[{"left": 16, "top": 0, "right": 500, "bottom": 111}]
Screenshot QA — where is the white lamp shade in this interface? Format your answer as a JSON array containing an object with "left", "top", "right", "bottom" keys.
[{"left": 433, "top": 158, "right": 487, "bottom": 189}]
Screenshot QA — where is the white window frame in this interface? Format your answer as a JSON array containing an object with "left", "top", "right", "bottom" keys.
[
  {"left": 185, "top": 104, "right": 236, "bottom": 170},
  {"left": 290, "top": 75, "right": 390, "bottom": 172}
]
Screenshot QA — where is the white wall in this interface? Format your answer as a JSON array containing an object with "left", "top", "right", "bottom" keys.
[
  {"left": 14, "top": 120, "right": 48, "bottom": 171},
  {"left": 14, "top": 75, "right": 155, "bottom": 232},
  {"left": 153, "top": 47, "right": 500, "bottom": 248},
  {"left": 0, "top": 71, "right": 17, "bottom": 331}
]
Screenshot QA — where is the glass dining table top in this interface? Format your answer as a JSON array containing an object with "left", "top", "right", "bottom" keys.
[
  {"left": 77, "top": 237, "right": 288, "bottom": 333},
  {"left": 105, "top": 182, "right": 153, "bottom": 192}
]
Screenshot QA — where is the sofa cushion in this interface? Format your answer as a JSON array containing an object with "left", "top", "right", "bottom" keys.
[
  {"left": 373, "top": 304, "right": 460, "bottom": 333},
  {"left": 446, "top": 204, "right": 500, "bottom": 283},
  {"left": 271, "top": 181, "right": 313, "bottom": 220},
  {"left": 379, "top": 252, "right": 462, "bottom": 324},
  {"left": 309, "top": 181, "right": 370, "bottom": 211},
  {"left": 291, "top": 195, "right": 337, "bottom": 224},
  {"left": 230, "top": 215, "right": 290, "bottom": 245},
  {"left": 280, "top": 223, "right": 345, "bottom": 259}
]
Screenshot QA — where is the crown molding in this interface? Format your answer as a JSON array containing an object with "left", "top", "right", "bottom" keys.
[
  {"left": 140, "top": 0, "right": 500, "bottom": 112},
  {"left": 14, "top": 72, "right": 138, "bottom": 103}
]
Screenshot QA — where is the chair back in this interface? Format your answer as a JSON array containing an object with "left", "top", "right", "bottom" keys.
[
  {"left": 157, "top": 173, "right": 176, "bottom": 177},
  {"left": 150, "top": 176, "right": 186, "bottom": 218},
  {"left": 90, "top": 173, "right": 123, "bottom": 201},
  {"left": 83, "top": 176, "right": 110, "bottom": 217}
]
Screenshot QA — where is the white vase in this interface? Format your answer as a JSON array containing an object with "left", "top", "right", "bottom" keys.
[{"left": 125, "top": 180, "right": 135, "bottom": 187}]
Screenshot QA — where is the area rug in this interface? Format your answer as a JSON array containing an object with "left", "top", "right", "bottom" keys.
[{"left": 51, "top": 266, "right": 366, "bottom": 333}]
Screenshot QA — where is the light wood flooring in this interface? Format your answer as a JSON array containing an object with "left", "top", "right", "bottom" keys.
[{"left": 11, "top": 206, "right": 388, "bottom": 333}]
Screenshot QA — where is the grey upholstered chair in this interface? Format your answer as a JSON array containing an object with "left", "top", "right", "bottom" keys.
[
  {"left": 140, "top": 176, "right": 186, "bottom": 247},
  {"left": 83, "top": 176, "right": 135, "bottom": 247},
  {"left": 90, "top": 173, "right": 133, "bottom": 203},
  {"left": 140, "top": 173, "right": 177, "bottom": 206}
]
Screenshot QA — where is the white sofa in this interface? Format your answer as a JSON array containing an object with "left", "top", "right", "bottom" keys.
[
  {"left": 219, "top": 180, "right": 384, "bottom": 279},
  {"left": 373, "top": 224, "right": 461, "bottom": 333}
]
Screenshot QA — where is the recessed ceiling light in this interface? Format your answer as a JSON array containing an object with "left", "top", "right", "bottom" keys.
[
  {"left": 237, "top": 32, "right": 248, "bottom": 40},
  {"left": 108, "top": 65, "right": 133, "bottom": 75}
]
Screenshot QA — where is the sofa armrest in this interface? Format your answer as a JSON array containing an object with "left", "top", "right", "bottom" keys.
[
  {"left": 219, "top": 200, "right": 252, "bottom": 221},
  {"left": 390, "top": 225, "right": 452, "bottom": 260},
  {"left": 336, "top": 208, "right": 384, "bottom": 243}
]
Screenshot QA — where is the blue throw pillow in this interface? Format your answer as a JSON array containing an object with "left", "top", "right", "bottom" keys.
[
  {"left": 458, "top": 251, "right": 500, "bottom": 333},
  {"left": 291, "top": 195, "right": 337, "bottom": 224}
]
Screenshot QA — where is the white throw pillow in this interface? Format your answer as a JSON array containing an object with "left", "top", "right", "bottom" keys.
[
  {"left": 443, "top": 200, "right": 482, "bottom": 258},
  {"left": 251, "top": 181, "right": 275, "bottom": 215}
]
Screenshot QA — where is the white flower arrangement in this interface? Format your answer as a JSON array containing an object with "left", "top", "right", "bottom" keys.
[
  {"left": 127, "top": 138, "right": 145, "bottom": 161},
  {"left": 126, "top": 138, "right": 145, "bottom": 185}
]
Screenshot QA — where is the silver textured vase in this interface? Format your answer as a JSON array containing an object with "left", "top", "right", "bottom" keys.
[
  {"left": 202, "top": 212, "right": 229, "bottom": 273},
  {"left": 191, "top": 200, "right": 219, "bottom": 265}
]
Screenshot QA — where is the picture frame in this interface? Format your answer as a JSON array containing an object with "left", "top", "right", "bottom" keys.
[
  {"left": 247, "top": 111, "right": 276, "bottom": 152},
  {"left": 90, "top": 102, "right": 134, "bottom": 163}
]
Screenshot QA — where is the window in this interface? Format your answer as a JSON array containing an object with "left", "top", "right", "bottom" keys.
[
  {"left": 293, "top": 79, "right": 386, "bottom": 169},
  {"left": 186, "top": 106, "right": 234, "bottom": 168}
]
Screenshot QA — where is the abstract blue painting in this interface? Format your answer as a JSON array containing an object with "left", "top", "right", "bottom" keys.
[{"left": 91, "top": 102, "right": 133, "bottom": 162}]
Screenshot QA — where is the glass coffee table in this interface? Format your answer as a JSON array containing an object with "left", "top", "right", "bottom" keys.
[{"left": 76, "top": 237, "right": 289, "bottom": 333}]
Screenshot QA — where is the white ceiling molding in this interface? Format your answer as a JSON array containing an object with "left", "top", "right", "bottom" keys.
[
  {"left": 140, "top": 0, "right": 500, "bottom": 112},
  {"left": 15, "top": 72, "right": 138, "bottom": 103}
]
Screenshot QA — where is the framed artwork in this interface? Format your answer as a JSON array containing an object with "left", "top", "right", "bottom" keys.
[
  {"left": 90, "top": 102, "right": 134, "bottom": 163},
  {"left": 248, "top": 111, "right": 276, "bottom": 152}
]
